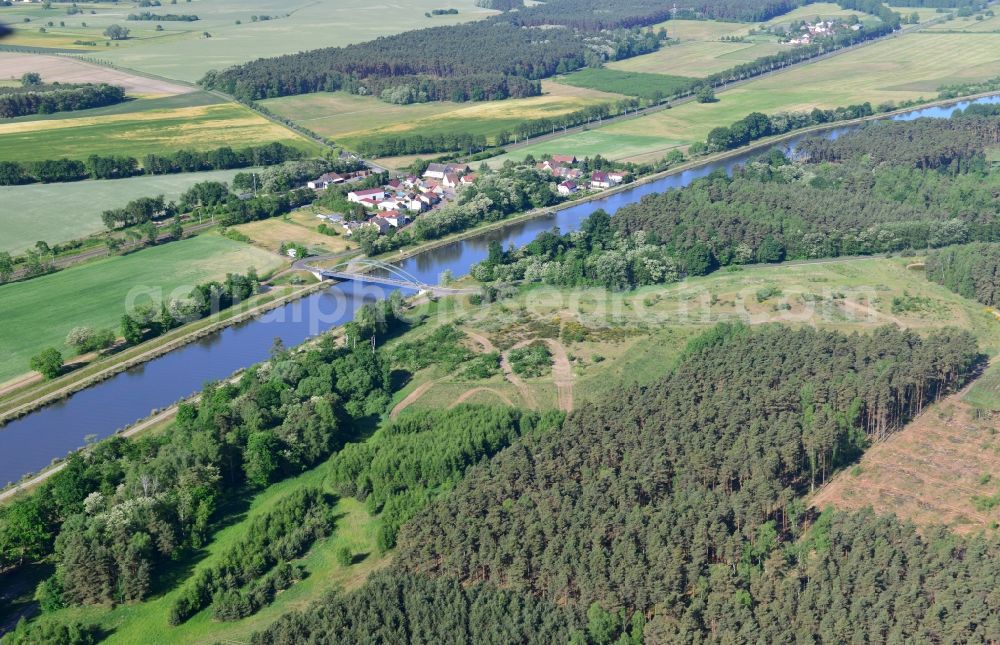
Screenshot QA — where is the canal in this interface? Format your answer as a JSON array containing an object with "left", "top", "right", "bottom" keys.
[{"left": 1, "top": 94, "right": 997, "bottom": 485}]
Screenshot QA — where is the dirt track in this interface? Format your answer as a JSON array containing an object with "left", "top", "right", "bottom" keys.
[
  {"left": 0, "top": 54, "right": 192, "bottom": 96},
  {"left": 390, "top": 380, "right": 438, "bottom": 419},
  {"left": 450, "top": 387, "right": 515, "bottom": 408}
]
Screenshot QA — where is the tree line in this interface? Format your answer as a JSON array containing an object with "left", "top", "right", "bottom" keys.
[
  {"left": 0, "top": 142, "right": 304, "bottom": 185},
  {"left": 118, "top": 269, "right": 260, "bottom": 348},
  {"left": 26, "top": 269, "right": 262, "bottom": 380},
  {"left": 925, "top": 242, "right": 1000, "bottom": 307},
  {"left": 97, "top": 158, "right": 348, "bottom": 231},
  {"left": 126, "top": 12, "right": 199, "bottom": 21},
  {"left": 696, "top": 9, "right": 899, "bottom": 90},
  {"left": 0, "top": 83, "right": 125, "bottom": 118},
  {"left": 355, "top": 101, "right": 636, "bottom": 157},
  {"left": 698, "top": 102, "right": 875, "bottom": 153}
]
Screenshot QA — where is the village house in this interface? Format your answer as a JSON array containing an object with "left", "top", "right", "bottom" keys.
[
  {"left": 460, "top": 173, "right": 477, "bottom": 186},
  {"left": 538, "top": 161, "right": 583, "bottom": 180},
  {"left": 378, "top": 197, "right": 402, "bottom": 212},
  {"left": 608, "top": 170, "right": 628, "bottom": 184},
  {"left": 307, "top": 172, "right": 345, "bottom": 190},
  {"left": 366, "top": 216, "right": 393, "bottom": 235},
  {"left": 422, "top": 163, "right": 472, "bottom": 180},
  {"left": 403, "top": 195, "right": 428, "bottom": 212},
  {"left": 550, "top": 155, "right": 577, "bottom": 165},
  {"left": 348, "top": 188, "right": 386, "bottom": 204},
  {"left": 558, "top": 180, "right": 578, "bottom": 196},
  {"left": 442, "top": 173, "right": 461, "bottom": 188},
  {"left": 590, "top": 171, "right": 612, "bottom": 190},
  {"left": 416, "top": 193, "right": 440, "bottom": 208},
  {"left": 381, "top": 213, "right": 411, "bottom": 228}
]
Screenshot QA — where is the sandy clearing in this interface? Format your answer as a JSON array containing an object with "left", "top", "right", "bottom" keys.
[
  {"left": 507, "top": 338, "right": 574, "bottom": 413},
  {"left": 462, "top": 330, "right": 541, "bottom": 408},
  {"left": 811, "top": 372, "right": 1000, "bottom": 534},
  {"left": 0, "top": 54, "right": 192, "bottom": 96}
]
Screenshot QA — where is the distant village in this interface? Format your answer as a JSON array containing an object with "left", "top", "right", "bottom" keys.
[
  {"left": 306, "top": 156, "right": 631, "bottom": 240},
  {"left": 785, "top": 18, "right": 863, "bottom": 46}
]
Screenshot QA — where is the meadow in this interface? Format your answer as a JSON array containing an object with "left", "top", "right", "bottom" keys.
[
  {"left": 758, "top": 2, "right": 869, "bottom": 27},
  {"left": 609, "top": 38, "right": 792, "bottom": 77},
  {"left": 0, "top": 234, "right": 284, "bottom": 382},
  {"left": 0, "top": 1, "right": 169, "bottom": 52},
  {"left": 607, "top": 3, "right": 878, "bottom": 79},
  {"left": 234, "top": 209, "right": 353, "bottom": 256},
  {"left": 967, "top": 362, "right": 1000, "bottom": 410},
  {"left": 385, "top": 256, "right": 1000, "bottom": 417},
  {"left": 261, "top": 81, "right": 624, "bottom": 152},
  {"left": 27, "top": 0, "right": 497, "bottom": 83},
  {"left": 495, "top": 31, "right": 1000, "bottom": 164},
  {"left": 926, "top": 13, "right": 1000, "bottom": 32},
  {"left": 553, "top": 68, "right": 697, "bottom": 99},
  {"left": 0, "top": 168, "right": 254, "bottom": 255},
  {"left": 0, "top": 101, "right": 319, "bottom": 162}
]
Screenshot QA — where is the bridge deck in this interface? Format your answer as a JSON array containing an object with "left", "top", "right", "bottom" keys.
[
  {"left": 317, "top": 270, "right": 478, "bottom": 296},
  {"left": 321, "top": 271, "right": 428, "bottom": 289}
]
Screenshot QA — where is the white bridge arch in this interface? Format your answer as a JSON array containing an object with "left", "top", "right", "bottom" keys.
[{"left": 302, "top": 257, "right": 476, "bottom": 295}]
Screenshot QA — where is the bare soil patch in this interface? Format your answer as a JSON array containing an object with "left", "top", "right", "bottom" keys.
[
  {"left": 0, "top": 54, "right": 191, "bottom": 96},
  {"left": 813, "top": 388, "right": 1000, "bottom": 534}
]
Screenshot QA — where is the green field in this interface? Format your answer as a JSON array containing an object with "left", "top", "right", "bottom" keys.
[
  {"left": 0, "top": 1, "right": 172, "bottom": 52},
  {"left": 496, "top": 30, "right": 1000, "bottom": 164},
  {"left": 490, "top": 128, "right": 686, "bottom": 167},
  {"left": 609, "top": 3, "right": 874, "bottom": 79},
  {"left": 44, "top": 462, "right": 387, "bottom": 645},
  {"left": 553, "top": 68, "right": 698, "bottom": 99},
  {"left": 923, "top": 12, "right": 1000, "bottom": 32},
  {"left": 0, "top": 0, "right": 497, "bottom": 82},
  {"left": 609, "top": 39, "right": 793, "bottom": 77},
  {"left": 0, "top": 168, "right": 255, "bottom": 255},
  {"left": 0, "top": 101, "right": 319, "bottom": 162},
  {"left": 0, "top": 92, "right": 224, "bottom": 125},
  {"left": 759, "top": 2, "right": 869, "bottom": 27},
  {"left": 0, "top": 234, "right": 284, "bottom": 382},
  {"left": 967, "top": 361, "right": 1000, "bottom": 410},
  {"left": 657, "top": 19, "right": 750, "bottom": 41},
  {"left": 261, "top": 81, "right": 624, "bottom": 152}
]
